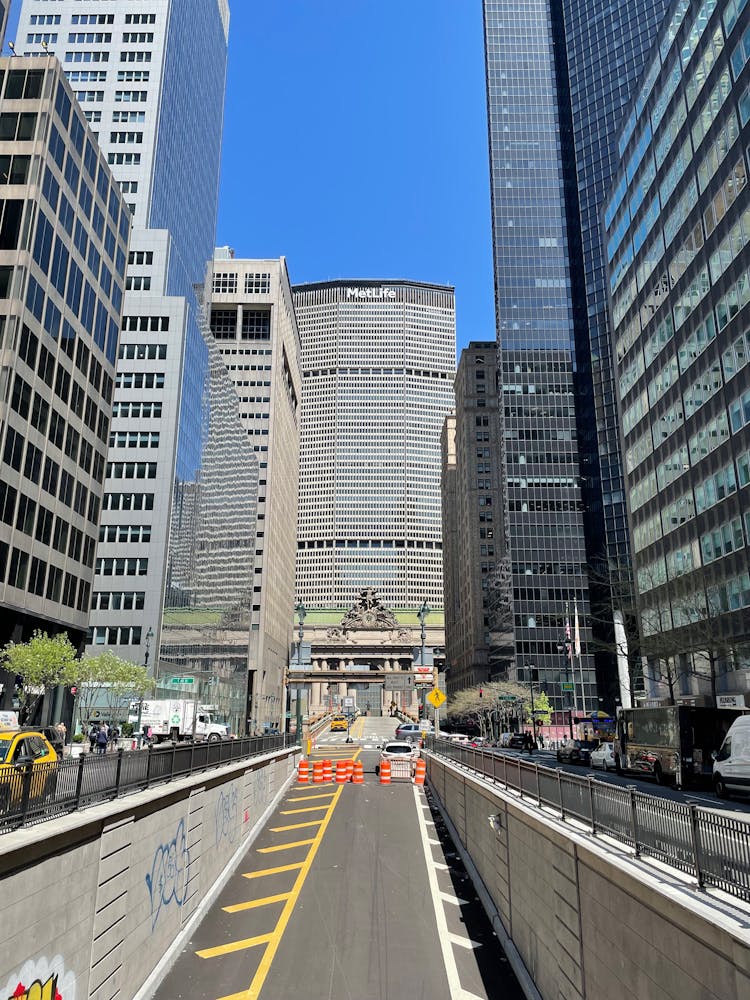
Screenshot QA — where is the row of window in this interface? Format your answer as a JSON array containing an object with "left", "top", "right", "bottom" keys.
[{"left": 0, "top": 541, "right": 89, "bottom": 611}]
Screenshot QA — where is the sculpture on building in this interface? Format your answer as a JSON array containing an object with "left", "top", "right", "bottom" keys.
[{"left": 340, "top": 588, "right": 399, "bottom": 629}]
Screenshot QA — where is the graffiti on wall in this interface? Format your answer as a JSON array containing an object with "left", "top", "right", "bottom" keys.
[
  {"left": 2, "top": 956, "right": 76, "bottom": 1000},
  {"left": 145, "top": 818, "right": 190, "bottom": 930},
  {"left": 215, "top": 785, "right": 239, "bottom": 848}
]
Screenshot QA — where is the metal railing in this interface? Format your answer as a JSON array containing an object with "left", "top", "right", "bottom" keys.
[
  {"left": 0, "top": 734, "right": 296, "bottom": 833},
  {"left": 427, "top": 738, "right": 750, "bottom": 904}
]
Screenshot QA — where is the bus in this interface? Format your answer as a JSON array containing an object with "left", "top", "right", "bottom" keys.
[{"left": 614, "top": 705, "right": 746, "bottom": 788}]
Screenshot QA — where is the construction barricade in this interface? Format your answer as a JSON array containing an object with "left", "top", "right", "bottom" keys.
[
  {"left": 298, "top": 759, "right": 309, "bottom": 784},
  {"left": 335, "top": 760, "right": 348, "bottom": 783},
  {"left": 351, "top": 760, "right": 364, "bottom": 784},
  {"left": 414, "top": 758, "right": 426, "bottom": 786},
  {"left": 322, "top": 759, "right": 333, "bottom": 782},
  {"left": 312, "top": 760, "right": 324, "bottom": 784}
]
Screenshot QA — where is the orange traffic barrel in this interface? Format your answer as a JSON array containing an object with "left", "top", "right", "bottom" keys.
[
  {"left": 322, "top": 759, "right": 333, "bottom": 782},
  {"left": 312, "top": 760, "right": 324, "bottom": 784},
  {"left": 298, "top": 759, "right": 309, "bottom": 783},
  {"left": 351, "top": 760, "right": 364, "bottom": 784},
  {"left": 345, "top": 759, "right": 354, "bottom": 781},
  {"left": 379, "top": 759, "right": 391, "bottom": 785},
  {"left": 335, "top": 760, "right": 348, "bottom": 783},
  {"left": 414, "top": 758, "right": 426, "bottom": 786}
]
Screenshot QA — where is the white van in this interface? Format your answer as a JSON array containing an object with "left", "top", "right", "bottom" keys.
[{"left": 713, "top": 715, "right": 750, "bottom": 798}]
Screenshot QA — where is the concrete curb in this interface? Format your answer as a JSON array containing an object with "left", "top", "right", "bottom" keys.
[
  {"left": 133, "top": 762, "right": 299, "bottom": 1000},
  {"left": 427, "top": 777, "right": 544, "bottom": 1000}
]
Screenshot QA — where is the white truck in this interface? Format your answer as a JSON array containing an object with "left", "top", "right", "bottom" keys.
[{"left": 130, "top": 699, "right": 228, "bottom": 743}]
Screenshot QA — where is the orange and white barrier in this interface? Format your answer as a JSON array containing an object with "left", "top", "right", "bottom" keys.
[
  {"left": 345, "top": 759, "right": 354, "bottom": 781},
  {"left": 322, "top": 759, "right": 333, "bottom": 782},
  {"left": 312, "top": 760, "right": 324, "bottom": 784},
  {"left": 379, "top": 759, "right": 391, "bottom": 785},
  {"left": 414, "top": 758, "right": 426, "bottom": 786},
  {"left": 351, "top": 760, "right": 364, "bottom": 784},
  {"left": 335, "top": 760, "right": 348, "bottom": 783},
  {"left": 298, "top": 759, "right": 309, "bottom": 784}
]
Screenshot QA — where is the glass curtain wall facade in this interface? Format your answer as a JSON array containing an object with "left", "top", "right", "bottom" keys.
[
  {"left": 605, "top": 0, "right": 750, "bottom": 703},
  {"left": 483, "top": 1, "right": 596, "bottom": 716},
  {"left": 16, "top": 1, "right": 230, "bottom": 670},
  {"left": 158, "top": 308, "right": 258, "bottom": 735},
  {"left": 0, "top": 58, "right": 129, "bottom": 700},
  {"left": 293, "top": 280, "right": 455, "bottom": 612}
]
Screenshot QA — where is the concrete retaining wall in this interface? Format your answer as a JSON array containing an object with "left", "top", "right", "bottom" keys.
[
  {"left": 428, "top": 756, "right": 750, "bottom": 1000},
  {"left": 0, "top": 748, "right": 297, "bottom": 1000}
]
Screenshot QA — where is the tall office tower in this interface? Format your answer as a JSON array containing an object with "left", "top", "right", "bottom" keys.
[
  {"left": 205, "top": 253, "right": 301, "bottom": 735},
  {"left": 293, "top": 280, "right": 455, "bottom": 613},
  {"left": 0, "top": 2, "right": 8, "bottom": 49},
  {"left": 483, "top": 1, "right": 597, "bottom": 717},
  {"left": 605, "top": 0, "right": 750, "bottom": 704},
  {"left": 159, "top": 308, "right": 258, "bottom": 735},
  {"left": 561, "top": 0, "right": 671, "bottom": 705},
  {"left": 441, "top": 343, "right": 513, "bottom": 694},
  {"left": 0, "top": 58, "right": 129, "bottom": 696},
  {"left": 17, "top": 1, "right": 230, "bottom": 668}
]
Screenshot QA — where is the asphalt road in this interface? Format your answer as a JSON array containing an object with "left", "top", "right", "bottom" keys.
[
  {"left": 152, "top": 717, "right": 525, "bottom": 1000},
  {"left": 487, "top": 747, "right": 750, "bottom": 815}
]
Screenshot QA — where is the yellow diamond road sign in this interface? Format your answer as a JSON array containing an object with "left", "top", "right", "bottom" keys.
[{"left": 427, "top": 688, "right": 446, "bottom": 708}]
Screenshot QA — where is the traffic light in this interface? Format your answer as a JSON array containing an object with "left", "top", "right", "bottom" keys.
[
  {"left": 70, "top": 686, "right": 77, "bottom": 696},
  {"left": 479, "top": 688, "right": 483, "bottom": 699}
]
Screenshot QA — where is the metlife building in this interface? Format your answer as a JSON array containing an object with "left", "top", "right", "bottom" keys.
[{"left": 293, "top": 279, "right": 456, "bottom": 611}]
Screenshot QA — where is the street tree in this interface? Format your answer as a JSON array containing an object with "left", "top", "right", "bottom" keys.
[
  {"left": 69, "top": 651, "right": 153, "bottom": 730},
  {"left": 0, "top": 630, "right": 78, "bottom": 723},
  {"left": 447, "top": 680, "right": 528, "bottom": 739}
]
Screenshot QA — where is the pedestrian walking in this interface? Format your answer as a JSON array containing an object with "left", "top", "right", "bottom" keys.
[
  {"left": 109, "top": 724, "right": 120, "bottom": 751},
  {"left": 524, "top": 731, "right": 534, "bottom": 756},
  {"left": 96, "top": 727, "right": 108, "bottom": 755},
  {"left": 89, "top": 724, "right": 98, "bottom": 753},
  {"left": 538, "top": 733, "right": 545, "bottom": 750}
]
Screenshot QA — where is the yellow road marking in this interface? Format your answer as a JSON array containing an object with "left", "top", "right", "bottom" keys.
[
  {"left": 270, "top": 820, "right": 322, "bottom": 833},
  {"left": 197, "top": 932, "right": 273, "bottom": 959},
  {"left": 287, "top": 792, "right": 336, "bottom": 802},
  {"left": 280, "top": 804, "right": 330, "bottom": 815},
  {"left": 242, "top": 862, "right": 304, "bottom": 880},
  {"left": 257, "top": 838, "right": 315, "bottom": 854},
  {"left": 215, "top": 783, "right": 345, "bottom": 1000},
  {"left": 223, "top": 892, "right": 291, "bottom": 914}
]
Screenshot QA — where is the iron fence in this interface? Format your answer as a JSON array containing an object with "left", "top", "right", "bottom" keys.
[
  {"left": 0, "top": 734, "right": 296, "bottom": 832},
  {"left": 426, "top": 738, "right": 750, "bottom": 904}
]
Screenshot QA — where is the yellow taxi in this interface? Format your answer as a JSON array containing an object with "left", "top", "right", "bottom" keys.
[
  {"left": 330, "top": 715, "right": 349, "bottom": 732},
  {"left": 0, "top": 727, "right": 58, "bottom": 810}
]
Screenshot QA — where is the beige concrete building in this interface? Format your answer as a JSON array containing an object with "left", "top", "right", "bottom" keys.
[
  {"left": 206, "top": 252, "right": 301, "bottom": 733},
  {"left": 441, "top": 343, "right": 514, "bottom": 695}
]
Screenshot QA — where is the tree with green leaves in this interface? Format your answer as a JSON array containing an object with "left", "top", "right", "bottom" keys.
[
  {"left": 68, "top": 651, "right": 153, "bottom": 731},
  {"left": 0, "top": 630, "right": 78, "bottom": 723},
  {"left": 446, "top": 680, "right": 528, "bottom": 739}
]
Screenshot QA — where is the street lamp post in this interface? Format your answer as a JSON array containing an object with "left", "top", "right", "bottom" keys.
[
  {"left": 136, "top": 626, "right": 154, "bottom": 749},
  {"left": 417, "top": 599, "right": 430, "bottom": 722},
  {"left": 294, "top": 601, "right": 306, "bottom": 741},
  {"left": 526, "top": 664, "right": 537, "bottom": 746}
]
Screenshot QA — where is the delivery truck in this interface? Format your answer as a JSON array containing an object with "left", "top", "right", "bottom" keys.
[{"left": 129, "top": 699, "right": 228, "bottom": 743}]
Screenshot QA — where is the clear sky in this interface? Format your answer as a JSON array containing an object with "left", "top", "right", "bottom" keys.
[{"left": 7, "top": 1, "right": 496, "bottom": 354}]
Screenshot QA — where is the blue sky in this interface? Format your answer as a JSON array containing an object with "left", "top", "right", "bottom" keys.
[{"left": 7, "top": 2, "right": 495, "bottom": 353}]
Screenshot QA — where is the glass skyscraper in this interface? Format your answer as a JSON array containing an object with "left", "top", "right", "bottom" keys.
[
  {"left": 483, "top": 0, "right": 597, "bottom": 716},
  {"left": 481, "top": 0, "right": 675, "bottom": 714},
  {"left": 16, "top": 1, "right": 230, "bottom": 670}
]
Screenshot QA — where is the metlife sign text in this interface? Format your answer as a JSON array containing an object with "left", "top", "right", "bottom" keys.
[{"left": 346, "top": 287, "right": 397, "bottom": 300}]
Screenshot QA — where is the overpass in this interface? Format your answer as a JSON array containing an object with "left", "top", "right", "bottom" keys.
[{"left": 1, "top": 720, "right": 749, "bottom": 1000}]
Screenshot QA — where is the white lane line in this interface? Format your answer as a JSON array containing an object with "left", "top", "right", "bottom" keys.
[
  {"left": 413, "top": 784, "right": 467, "bottom": 997},
  {"left": 449, "top": 933, "right": 482, "bottom": 950},
  {"left": 440, "top": 892, "right": 469, "bottom": 906}
]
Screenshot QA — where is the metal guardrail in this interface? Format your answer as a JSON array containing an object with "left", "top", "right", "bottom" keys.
[
  {"left": 0, "top": 734, "right": 296, "bottom": 833},
  {"left": 427, "top": 738, "right": 750, "bottom": 904}
]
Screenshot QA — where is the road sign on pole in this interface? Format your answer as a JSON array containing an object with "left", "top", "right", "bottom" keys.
[
  {"left": 169, "top": 677, "right": 195, "bottom": 686},
  {"left": 561, "top": 682, "right": 575, "bottom": 692},
  {"left": 427, "top": 688, "right": 446, "bottom": 709}
]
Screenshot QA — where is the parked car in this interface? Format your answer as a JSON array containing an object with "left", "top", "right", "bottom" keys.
[
  {"left": 589, "top": 741, "right": 615, "bottom": 771},
  {"left": 395, "top": 722, "right": 433, "bottom": 742},
  {"left": 0, "top": 729, "right": 58, "bottom": 811},
  {"left": 38, "top": 726, "right": 65, "bottom": 757},
  {"left": 557, "top": 739, "right": 599, "bottom": 765},
  {"left": 713, "top": 715, "right": 750, "bottom": 798},
  {"left": 508, "top": 733, "right": 527, "bottom": 750},
  {"left": 375, "top": 740, "right": 419, "bottom": 775}
]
